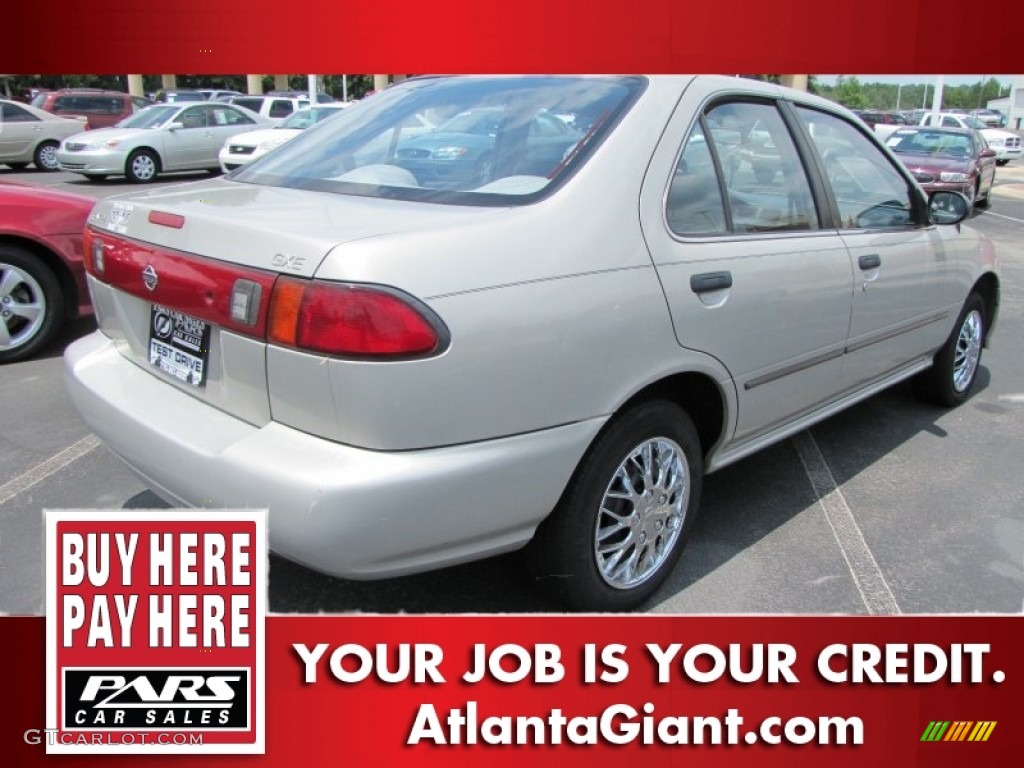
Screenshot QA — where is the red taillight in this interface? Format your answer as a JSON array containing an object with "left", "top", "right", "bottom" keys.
[
  {"left": 268, "top": 278, "right": 446, "bottom": 359},
  {"left": 83, "top": 227, "right": 104, "bottom": 274},
  {"left": 83, "top": 227, "right": 95, "bottom": 271}
]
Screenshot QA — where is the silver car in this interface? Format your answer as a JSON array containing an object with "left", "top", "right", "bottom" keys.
[
  {"left": 65, "top": 76, "right": 999, "bottom": 611},
  {"left": 56, "top": 102, "right": 269, "bottom": 182}
]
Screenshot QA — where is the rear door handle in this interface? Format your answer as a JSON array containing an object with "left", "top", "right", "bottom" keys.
[
  {"left": 858, "top": 254, "right": 881, "bottom": 270},
  {"left": 690, "top": 271, "right": 733, "bottom": 294}
]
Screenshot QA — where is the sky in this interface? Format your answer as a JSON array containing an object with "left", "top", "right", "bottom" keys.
[{"left": 817, "top": 75, "right": 1015, "bottom": 88}]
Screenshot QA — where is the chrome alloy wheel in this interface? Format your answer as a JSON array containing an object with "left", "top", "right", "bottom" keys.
[
  {"left": 0, "top": 262, "right": 45, "bottom": 352},
  {"left": 952, "top": 309, "right": 983, "bottom": 393},
  {"left": 595, "top": 437, "right": 689, "bottom": 589}
]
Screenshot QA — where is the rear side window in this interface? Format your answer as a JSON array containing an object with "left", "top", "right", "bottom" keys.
[
  {"left": 86, "top": 97, "right": 124, "bottom": 115},
  {"left": 667, "top": 100, "right": 819, "bottom": 235},
  {"left": 52, "top": 96, "right": 78, "bottom": 112},
  {"left": 666, "top": 122, "right": 727, "bottom": 234},
  {"left": 232, "top": 98, "right": 264, "bottom": 113},
  {"left": 51, "top": 95, "right": 123, "bottom": 114},
  {"left": 269, "top": 99, "right": 294, "bottom": 118},
  {"left": 1, "top": 102, "right": 39, "bottom": 122},
  {"left": 796, "top": 107, "right": 916, "bottom": 230}
]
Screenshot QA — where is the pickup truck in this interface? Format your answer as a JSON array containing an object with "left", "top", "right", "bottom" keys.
[{"left": 919, "top": 113, "right": 1021, "bottom": 164}]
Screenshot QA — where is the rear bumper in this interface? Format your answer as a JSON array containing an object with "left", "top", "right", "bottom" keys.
[{"left": 64, "top": 331, "right": 603, "bottom": 579}]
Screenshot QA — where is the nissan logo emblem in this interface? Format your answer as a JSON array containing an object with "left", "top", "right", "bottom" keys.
[{"left": 142, "top": 264, "right": 159, "bottom": 292}]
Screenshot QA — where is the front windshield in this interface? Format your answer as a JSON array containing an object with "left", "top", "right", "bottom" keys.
[
  {"left": 232, "top": 76, "right": 644, "bottom": 205},
  {"left": 887, "top": 130, "right": 972, "bottom": 158},
  {"left": 963, "top": 117, "right": 987, "bottom": 129},
  {"left": 117, "top": 105, "right": 181, "bottom": 129}
]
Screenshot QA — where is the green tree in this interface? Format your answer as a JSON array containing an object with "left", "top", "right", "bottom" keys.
[{"left": 833, "top": 76, "right": 868, "bottom": 109}]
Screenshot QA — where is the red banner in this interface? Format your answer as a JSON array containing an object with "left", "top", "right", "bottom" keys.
[
  {"left": 1, "top": 0, "right": 1021, "bottom": 73},
  {"left": 5, "top": 614, "right": 1021, "bottom": 765}
]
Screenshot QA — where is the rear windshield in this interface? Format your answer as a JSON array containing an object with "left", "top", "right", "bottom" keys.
[
  {"left": 887, "top": 129, "right": 973, "bottom": 158},
  {"left": 232, "top": 76, "right": 645, "bottom": 205}
]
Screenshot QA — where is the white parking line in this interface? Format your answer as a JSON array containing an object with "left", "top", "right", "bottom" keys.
[
  {"left": 792, "top": 431, "right": 902, "bottom": 615},
  {"left": 0, "top": 436, "right": 101, "bottom": 505},
  {"left": 975, "top": 209, "right": 1024, "bottom": 225}
]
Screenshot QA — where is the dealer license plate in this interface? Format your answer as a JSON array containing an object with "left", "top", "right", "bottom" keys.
[{"left": 148, "top": 305, "right": 211, "bottom": 387}]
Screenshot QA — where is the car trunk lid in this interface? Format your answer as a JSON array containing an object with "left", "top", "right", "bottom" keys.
[{"left": 84, "top": 179, "right": 500, "bottom": 426}]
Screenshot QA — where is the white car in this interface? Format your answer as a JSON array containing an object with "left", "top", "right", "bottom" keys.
[
  {"left": 56, "top": 102, "right": 270, "bottom": 182},
  {"left": 0, "top": 100, "right": 86, "bottom": 170},
  {"left": 219, "top": 104, "right": 350, "bottom": 173},
  {"left": 919, "top": 113, "right": 1021, "bottom": 165}
]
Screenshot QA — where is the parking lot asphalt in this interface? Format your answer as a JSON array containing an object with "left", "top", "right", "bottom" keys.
[{"left": 1, "top": 166, "right": 1022, "bottom": 615}]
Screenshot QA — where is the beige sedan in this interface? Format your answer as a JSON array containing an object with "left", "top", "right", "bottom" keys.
[
  {"left": 0, "top": 100, "right": 85, "bottom": 170},
  {"left": 66, "top": 76, "right": 999, "bottom": 611}
]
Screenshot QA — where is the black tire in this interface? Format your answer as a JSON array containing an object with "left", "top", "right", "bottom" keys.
[
  {"left": 5, "top": 162, "right": 29, "bottom": 170},
  {"left": 912, "top": 292, "right": 985, "bottom": 407},
  {"left": 527, "top": 400, "right": 704, "bottom": 611},
  {"left": 0, "top": 244, "right": 65, "bottom": 363},
  {"left": 33, "top": 140, "right": 60, "bottom": 171},
  {"left": 125, "top": 149, "right": 160, "bottom": 183},
  {"left": 996, "top": 159, "right": 1009, "bottom": 167}
]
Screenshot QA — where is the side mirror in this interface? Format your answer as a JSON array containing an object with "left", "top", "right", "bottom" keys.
[
  {"left": 166, "top": 121, "right": 184, "bottom": 131},
  {"left": 928, "top": 190, "right": 970, "bottom": 225},
  {"left": 980, "top": 148, "right": 997, "bottom": 159}
]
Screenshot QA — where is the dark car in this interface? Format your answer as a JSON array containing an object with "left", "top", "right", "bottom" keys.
[
  {"left": 855, "top": 110, "right": 908, "bottom": 130},
  {"left": 885, "top": 126, "right": 997, "bottom": 207},
  {"left": 394, "top": 107, "right": 582, "bottom": 188},
  {"left": 0, "top": 180, "right": 95, "bottom": 362},
  {"left": 30, "top": 89, "right": 152, "bottom": 130}
]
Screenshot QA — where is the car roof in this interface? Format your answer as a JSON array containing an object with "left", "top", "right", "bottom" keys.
[{"left": 51, "top": 88, "right": 127, "bottom": 95}]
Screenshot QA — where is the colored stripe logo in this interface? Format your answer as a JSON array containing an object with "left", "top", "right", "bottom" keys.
[{"left": 921, "top": 721, "right": 996, "bottom": 742}]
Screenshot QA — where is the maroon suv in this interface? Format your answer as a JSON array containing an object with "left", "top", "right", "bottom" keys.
[{"left": 30, "top": 89, "right": 152, "bottom": 130}]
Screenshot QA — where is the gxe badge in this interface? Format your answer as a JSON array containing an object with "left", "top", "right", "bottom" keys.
[{"left": 142, "top": 264, "right": 158, "bottom": 292}]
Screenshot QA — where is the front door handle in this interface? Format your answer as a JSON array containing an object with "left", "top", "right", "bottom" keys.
[
  {"left": 690, "top": 271, "right": 733, "bottom": 294},
  {"left": 858, "top": 254, "right": 881, "bottom": 271}
]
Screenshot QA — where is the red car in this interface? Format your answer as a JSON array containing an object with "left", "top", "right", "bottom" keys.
[
  {"left": 30, "top": 89, "right": 152, "bottom": 130},
  {"left": 885, "top": 126, "right": 997, "bottom": 207},
  {"left": 0, "top": 181, "right": 96, "bottom": 362}
]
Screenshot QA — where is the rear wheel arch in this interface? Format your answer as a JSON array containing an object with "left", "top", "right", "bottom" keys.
[{"left": 614, "top": 371, "right": 728, "bottom": 463}]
